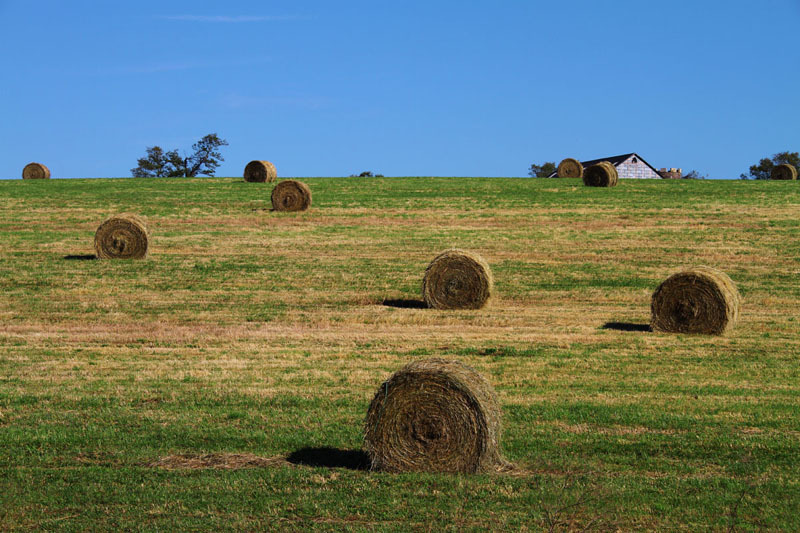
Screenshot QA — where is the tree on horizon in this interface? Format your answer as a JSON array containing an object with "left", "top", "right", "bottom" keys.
[
  {"left": 740, "top": 151, "right": 799, "bottom": 180},
  {"left": 131, "top": 134, "right": 229, "bottom": 177}
]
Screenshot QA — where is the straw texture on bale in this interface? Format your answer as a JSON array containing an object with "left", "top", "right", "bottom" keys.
[
  {"left": 271, "top": 180, "right": 312, "bottom": 212},
  {"left": 651, "top": 266, "right": 741, "bottom": 335},
  {"left": 583, "top": 161, "right": 618, "bottom": 187},
  {"left": 94, "top": 214, "right": 149, "bottom": 259},
  {"left": 244, "top": 160, "right": 277, "bottom": 183},
  {"left": 22, "top": 162, "right": 50, "bottom": 180},
  {"left": 556, "top": 157, "right": 583, "bottom": 179},
  {"left": 422, "top": 249, "right": 493, "bottom": 310},
  {"left": 364, "top": 358, "right": 507, "bottom": 474},
  {"left": 770, "top": 163, "right": 797, "bottom": 181}
]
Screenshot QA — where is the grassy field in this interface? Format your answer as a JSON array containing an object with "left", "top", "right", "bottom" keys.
[{"left": 1, "top": 176, "right": 798, "bottom": 531}]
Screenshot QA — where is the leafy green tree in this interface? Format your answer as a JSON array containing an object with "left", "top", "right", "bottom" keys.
[
  {"left": 131, "top": 134, "right": 228, "bottom": 177},
  {"left": 182, "top": 134, "right": 229, "bottom": 177},
  {"left": 131, "top": 146, "right": 177, "bottom": 177},
  {"left": 528, "top": 161, "right": 556, "bottom": 178},
  {"left": 740, "top": 151, "right": 799, "bottom": 180}
]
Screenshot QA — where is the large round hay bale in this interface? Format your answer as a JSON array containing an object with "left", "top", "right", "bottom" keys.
[
  {"left": 364, "top": 358, "right": 507, "bottom": 474},
  {"left": 244, "top": 160, "right": 277, "bottom": 183},
  {"left": 271, "top": 180, "right": 311, "bottom": 212},
  {"left": 422, "top": 249, "right": 493, "bottom": 310},
  {"left": 651, "top": 266, "right": 741, "bottom": 335},
  {"left": 22, "top": 162, "right": 50, "bottom": 180},
  {"left": 557, "top": 157, "right": 583, "bottom": 178},
  {"left": 770, "top": 163, "right": 797, "bottom": 181},
  {"left": 583, "top": 161, "right": 618, "bottom": 187},
  {"left": 94, "top": 214, "right": 149, "bottom": 259}
]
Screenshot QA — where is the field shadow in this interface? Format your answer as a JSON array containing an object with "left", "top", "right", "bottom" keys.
[
  {"left": 602, "top": 322, "right": 651, "bottom": 332},
  {"left": 64, "top": 254, "right": 97, "bottom": 261},
  {"left": 382, "top": 298, "right": 427, "bottom": 309},
  {"left": 286, "top": 447, "right": 369, "bottom": 471}
]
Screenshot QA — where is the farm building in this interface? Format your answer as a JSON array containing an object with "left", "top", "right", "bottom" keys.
[{"left": 550, "top": 153, "right": 673, "bottom": 179}]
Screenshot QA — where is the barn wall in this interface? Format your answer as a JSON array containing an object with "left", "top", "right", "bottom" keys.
[{"left": 615, "top": 156, "right": 662, "bottom": 179}]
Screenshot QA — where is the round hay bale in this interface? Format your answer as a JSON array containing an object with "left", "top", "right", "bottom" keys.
[
  {"left": 583, "top": 161, "right": 618, "bottom": 187},
  {"left": 22, "top": 162, "right": 50, "bottom": 180},
  {"left": 271, "top": 180, "right": 311, "bottom": 212},
  {"left": 651, "top": 266, "right": 741, "bottom": 335},
  {"left": 244, "top": 160, "right": 277, "bottom": 183},
  {"left": 770, "top": 163, "right": 797, "bottom": 181},
  {"left": 94, "top": 214, "right": 149, "bottom": 259},
  {"left": 422, "top": 249, "right": 493, "bottom": 310},
  {"left": 557, "top": 157, "right": 583, "bottom": 179},
  {"left": 364, "top": 358, "right": 507, "bottom": 474}
]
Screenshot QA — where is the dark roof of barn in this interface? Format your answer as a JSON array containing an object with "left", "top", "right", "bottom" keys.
[
  {"left": 580, "top": 153, "right": 637, "bottom": 167},
  {"left": 548, "top": 153, "right": 662, "bottom": 177}
]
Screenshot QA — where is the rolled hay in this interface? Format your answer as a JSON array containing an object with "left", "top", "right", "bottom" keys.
[
  {"left": 422, "top": 249, "right": 493, "bottom": 310},
  {"left": 556, "top": 157, "right": 583, "bottom": 179},
  {"left": 94, "top": 214, "right": 149, "bottom": 259},
  {"left": 244, "top": 160, "right": 277, "bottom": 183},
  {"left": 583, "top": 161, "right": 618, "bottom": 187},
  {"left": 271, "top": 180, "right": 312, "bottom": 212},
  {"left": 22, "top": 162, "right": 50, "bottom": 180},
  {"left": 364, "top": 358, "right": 508, "bottom": 474},
  {"left": 651, "top": 266, "right": 741, "bottom": 335},
  {"left": 770, "top": 163, "right": 797, "bottom": 181}
]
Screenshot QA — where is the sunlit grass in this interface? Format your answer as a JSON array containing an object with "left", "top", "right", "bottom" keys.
[{"left": 1, "top": 176, "right": 798, "bottom": 530}]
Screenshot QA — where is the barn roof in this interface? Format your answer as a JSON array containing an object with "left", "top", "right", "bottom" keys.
[
  {"left": 548, "top": 153, "right": 662, "bottom": 178},
  {"left": 580, "top": 153, "right": 637, "bottom": 167}
]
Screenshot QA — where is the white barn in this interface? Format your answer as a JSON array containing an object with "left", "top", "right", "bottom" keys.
[{"left": 550, "top": 153, "right": 664, "bottom": 179}]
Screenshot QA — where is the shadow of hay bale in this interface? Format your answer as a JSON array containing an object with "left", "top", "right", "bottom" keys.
[
  {"left": 64, "top": 254, "right": 97, "bottom": 261},
  {"left": 382, "top": 298, "right": 428, "bottom": 309},
  {"left": 286, "top": 447, "right": 369, "bottom": 470},
  {"left": 601, "top": 322, "right": 651, "bottom": 332}
]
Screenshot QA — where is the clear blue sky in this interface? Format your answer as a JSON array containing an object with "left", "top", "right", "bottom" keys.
[{"left": 1, "top": 0, "right": 798, "bottom": 178}]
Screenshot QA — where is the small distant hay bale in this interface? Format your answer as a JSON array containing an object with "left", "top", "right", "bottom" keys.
[
  {"left": 364, "top": 358, "right": 508, "bottom": 474},
  {"left": 583, "top": 161, "right": 618, "bottom": 187},
  {"left": 771, "top": 163, "right": 797, "bottom": 181},
  {"left": 651, "top": 266, "right": 741, "bottom": 335},
  {"left": 271, "top": 180, "right": 312, "bottom": 212},
  {"left": 422, "top": 249, "right": 493, "bottom": 310},
  {"left": 244, "top": 160, "right": 277, "bottom": 183},
  {"left": 557, "top": 157, "right": 583, "bottom": 178},
  {"left": 22, "top": 162, "right": 50, "bottom": 180},
  {"left": 94, "top": 214, "right": 149, "bottom": 259}
]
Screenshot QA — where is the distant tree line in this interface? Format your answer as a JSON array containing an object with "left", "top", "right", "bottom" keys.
[
  {"left": 131, "top": 134, "right": 228, "bottom": 177},
  {"left": 349, "top": 171, "right": 384, "bottom": 177}
]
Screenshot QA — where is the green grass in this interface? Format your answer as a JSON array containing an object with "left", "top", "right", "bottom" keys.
[{"left": 1, "top": 176, "right": 799, "bottom": 531}]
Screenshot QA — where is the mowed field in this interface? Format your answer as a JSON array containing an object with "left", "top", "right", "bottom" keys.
[{"left": 1, "top": 177, "right": 798, "bottom": 531}]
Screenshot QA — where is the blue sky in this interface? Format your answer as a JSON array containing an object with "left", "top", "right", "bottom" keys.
[{"left": 1, "top": 0, "right": 798, "bottom": 178}]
